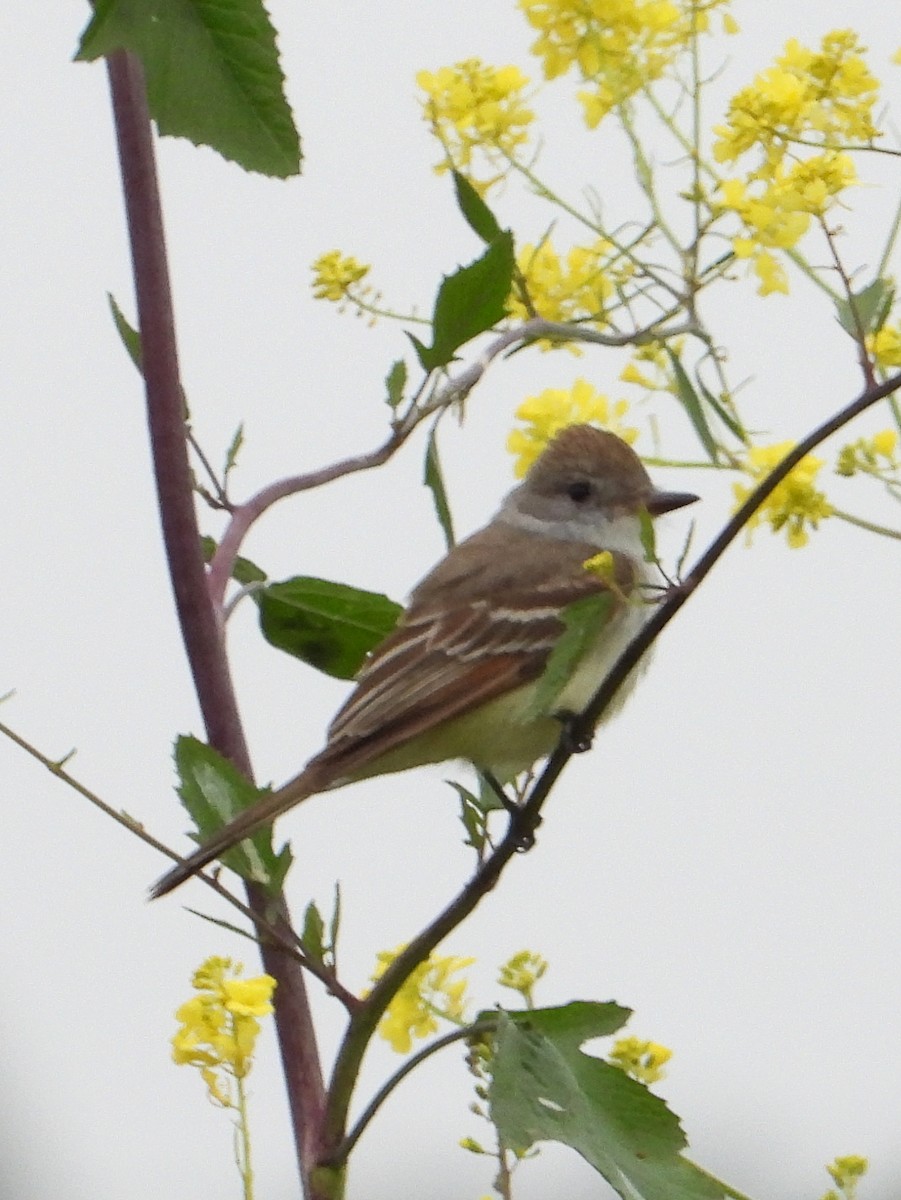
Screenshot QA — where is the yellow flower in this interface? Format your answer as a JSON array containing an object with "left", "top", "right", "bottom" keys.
[
  {"left": 172, "top": 957, "right": 276, "bottom": 1105},
  {"left": 311, "top": 250, "right": 372, "bottom": 305},
  {"left": 371, "top": 945, "right": 475, "bottom": 1054},
  {"left": 508, "top": 239, "right": 617, "bottom": 349},
  {"left": 417, "top": 59, "right": 533, "bottom": 187},
  {"left": 714, "top": 31, "right": 880, "bottom": 167},
  {"left": 867, "top": 324, "right": 901, "bottom": 369},
  {"left": 835, "top": 430, "right": 898, "bottom": 476},
  {"left": 497, "top": 950, "right": 548, "bottom": 1006},
  {"left": 824, "top": 1155, "right": 868, "bottom": 1200},
  {"left": 733, "top": 441, "right": 831, "bottom": 548},
  {"left": 609, "top": 1036, "right": 672, "bottom": 1085},
  {"left": 508, "top": 379, "right": 638, "bottom": 476},
  {"left": 520, "top": 0, "right": 732, "bottom": 126}
]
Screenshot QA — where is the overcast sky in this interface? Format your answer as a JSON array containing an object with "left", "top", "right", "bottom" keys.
[{"left": 4, "top": 3, "right": 901, "bottom": 1199}]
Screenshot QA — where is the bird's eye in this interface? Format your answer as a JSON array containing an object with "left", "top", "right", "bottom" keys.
[{"left": 567, "top": 480, "right": 592, "bottom": 503}]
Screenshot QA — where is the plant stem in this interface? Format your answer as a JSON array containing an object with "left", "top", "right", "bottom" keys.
[{"left": 104, "top": 49, "right": 325, "bottom": 1196}]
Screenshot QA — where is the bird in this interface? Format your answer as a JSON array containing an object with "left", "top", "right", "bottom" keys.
[{"left": 151, "top": 424, "right": 697, "bottom": 897}]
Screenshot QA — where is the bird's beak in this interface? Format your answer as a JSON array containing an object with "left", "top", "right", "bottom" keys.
[{"left": 645, "top": 489, "right": 700, "bottom": 516}]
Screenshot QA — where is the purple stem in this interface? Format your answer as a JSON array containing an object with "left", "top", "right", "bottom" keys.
[{"left": 104, "top": 50, "right": 325, "bottom": 1191}]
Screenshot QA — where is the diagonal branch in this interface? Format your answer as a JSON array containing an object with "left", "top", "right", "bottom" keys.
[{"left": 319, "top": 367, "right": 901, "bottom": 1162}]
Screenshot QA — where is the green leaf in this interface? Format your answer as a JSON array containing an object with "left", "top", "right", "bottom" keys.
[
  {"left": 173, "top": 735, "right": 292, "bottom": 888},
  {"left": 424, "top": 428, "right": 456, "bottom": 550},
  {"left": 201, "top": 535, "right": 267, "bottom": 586},
  {"left": 524, "top": 594, "right": 614, "bottom": 721},
  {"left": 448, "top": 777, "right": 505, "bottom": 858},
  {"left": 694, "top": 376, "right": 747, "bottom": 442},
  {"left": 301, "top": 900, "right": 327, "bottom": 966},
  {"left": 452, "top": 170, "right": 503, "bottom": 243},
  {"left": 76, "top": 0, "right": 301, "bottom": 178},
  {"left": 835, "top": 277, "right": 895, "bottom": 338},
  {"left": 385, "top": 359, "right": 408, "bottom": 410},
  {"left": 490, "top": 1009, "right": 727, "bottom": 1200},
  {"left": 638, "top": 509, "right": 657, "bottom": 565},
  {"left": 224, "top": 423, "right": 244, "bottom": 476},
  {"left": 258, "top": 577, "right": 402, "bottom": 679},
  {"left": 665, "top": 348, "right": 719, "bottom": 465},
  {"left": 411, "top": 231, "right": 515, "bottom": 371},
  {"left": 108, "top": 293, "right": 142, "bottom": 370}
]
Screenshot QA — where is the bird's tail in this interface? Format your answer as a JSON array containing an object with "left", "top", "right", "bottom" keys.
[{"left": 149, "top": 766, "right": 323, "bottom": 899}]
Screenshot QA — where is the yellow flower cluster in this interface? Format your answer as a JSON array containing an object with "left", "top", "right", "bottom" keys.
[
  {"left": 417, "top": 59, "right": 534, "bottom": 187},
  {"left": 497, "top": 950, "right": 548, "bottom": 1006},
  {"left": 715, "top": 32, "right": 879, "bottom": 294},
  {"left": 508, "top": 379, "right": 639, "bottom": 476},
  {"left": 371, "top": 945, "right": 474, "bottom": 1054},
  {"left": 519, "top": 0, "right": 734, "bottom": 127},
  {"left": 311, "top": 250, "right": 372, "bottom": 304},
  {"left": 867, "top": 324, "right": 901, "bottom": 370},
  {"left": 836, "top": 429, "right": 898, "bottom": 476},
  {"left": 822, "top": 1154, "right": 868, "bottom": 1200},
  {"left": 171, "top": 956, "right": 276, "bottom": 1107},
  {"left": 733, "top": 441, "right": 831, "bottom": 548},
  {"left": 619, "top": 339, "right": 681, "bottom": 392},
  {"left": 608, "top": 1036, "right": 672, "bottom": 1085},
  {"left": 508, "top": 239, "right": 615, "bottom": 343}
]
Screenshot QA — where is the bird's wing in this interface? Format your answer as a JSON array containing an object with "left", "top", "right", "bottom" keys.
[{"left": 314, "top": 529, "right": 636, "bottom": 775}]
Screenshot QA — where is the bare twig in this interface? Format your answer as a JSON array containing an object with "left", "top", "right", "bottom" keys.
[{"left": 207, "top": 314, "right": 698, "bottom": 607}]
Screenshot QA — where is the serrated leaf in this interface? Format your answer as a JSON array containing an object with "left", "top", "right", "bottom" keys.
[
  {"left": 412, "top": 232, "right": 515, "bottom": 371},
  {"left": 173, "top": 735, "right": 292, "bottom": 888},
  {"left": 452, "top": 170, "right": 503, "bottom": 243},
  {"left": 108, "top": 293, "right": 142, "bottom": 369},
  {"left": 201, "top": 535, "right": 267, "bottom": 585},
  {"left": 835, "top": 277, "right": 895, "bottom": 338},
  {"left": 665, "top": 348, "right": 719, "bottom": 465},
  {"left": 76, "top": 0, "right": 301, "bottom": 178},
  {"left": 448, "top": 778, "right": 504, "bottom": 858},
  {"left": 490, "top": 1009, "right": 727, "bottom": 1200},
  {"left": 385, "top": 359, "right": 408, "bottom": 410},
  {"left": 424, "top": 428, "right": 456, "bottom": 550},
  {"left": 524, "top": 594, "right": 614, "bottom": 721},
  {"left": 258, "top": 577, "right": 402, "bottom": 679}
]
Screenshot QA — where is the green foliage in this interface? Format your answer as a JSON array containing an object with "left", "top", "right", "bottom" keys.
[
  {"left": 524, "top": 593, "right": 614, "bottom": 721},
  {"left": 409, "top": 231, "right": 515, "bottom": 371},
  {"left": 76, "top": 0, "right": 301, "bottom": 177},
  {"left": 384, "top": 359, "right": 408, "bottom": 409},
  {"left": 258, "top": 577, "right": 402, "bottom": 679},
  {"left": 173, "top": 735, "right": 292, "bottom": 889},
  {"left": 423, "top": 428, "right": 456, "bottom": 549},
  {"left": 835, "top": 277, "right": 895, "bottom": 338},
  {"left": 300, "top": 885, "right": 341, "bottom": 971},
  {"left": 108, "top": 293, "right": 142, "bottom": 369},
  {"left": 489, "top": 1008, "right": 726, "bottom": 1200},
  {"left": 201, "top": 536, "right": 267, "bottom": 586},
  {"left": 452, "top": 170, "right": 503, "bottom": 243},
  {"left": 665, "top": 348, "right": 719, "bottom": 464}
]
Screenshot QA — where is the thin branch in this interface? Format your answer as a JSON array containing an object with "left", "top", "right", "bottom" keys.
[
  {"left": 0, "top": 710, "right": 360, "bottom": 1009},
  {"left": 207, "top": 314, "right": 698, "bottom": 607},
  {"left": 329, "top": 1019, "right": 497, "bottom": 1164},
  {"left": 318, "top": 367, "right": 901, "bottom": 1161}
]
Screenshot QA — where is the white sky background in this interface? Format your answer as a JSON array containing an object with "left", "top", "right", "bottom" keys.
[{"left": 3, "top": 3, "right": 901, "bottom": 1199}]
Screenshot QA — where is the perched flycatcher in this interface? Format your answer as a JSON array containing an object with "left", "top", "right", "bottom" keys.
[{"left": 152, "top": 424, "right": 697, "bottom": 896}]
